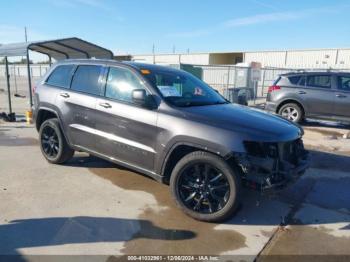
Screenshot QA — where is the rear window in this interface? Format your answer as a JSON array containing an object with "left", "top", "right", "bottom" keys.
[
  {"left": 46, "top": 65, "right": 75, "bottom": 88},
  {"left": 71, "top": 65, "right": 103, "bottom": 96},
  {"left": 306, "top": 75, "right": 331, "bottom": 89}
]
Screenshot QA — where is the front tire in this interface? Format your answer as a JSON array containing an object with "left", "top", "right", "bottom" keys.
[
  {"left": 39, "top": 118, "right": 74, "bottom": 164},
  {"left": 170, "top": 151, "right": 241, "bottom": 222}
]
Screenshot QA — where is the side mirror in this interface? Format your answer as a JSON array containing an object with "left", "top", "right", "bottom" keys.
[{"left": 132, "top": 89, "right": 147, "bottom": 106}]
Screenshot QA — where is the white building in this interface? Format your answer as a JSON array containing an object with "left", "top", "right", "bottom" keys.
[{"left": 120, "top": 48, "right": 350, "bottom": 69}]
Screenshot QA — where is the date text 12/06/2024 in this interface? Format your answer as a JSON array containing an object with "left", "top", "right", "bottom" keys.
[{"left": 127, "top": 255, "right": 220, "bottom": 261}]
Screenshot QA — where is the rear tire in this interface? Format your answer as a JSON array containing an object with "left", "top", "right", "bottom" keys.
[
  {"left": 39, "top": 118, "right": 74, "bottom": 164},
  {"left": 278, "top": 103, "right": 303, "bottom": 123},
  {"left": 170, "top": 151, "right": 241, "bottom": 222}
]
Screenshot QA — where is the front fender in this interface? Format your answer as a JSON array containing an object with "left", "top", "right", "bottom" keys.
[{"left": 155, "top": 135, "right": 245, "bottom": 176}]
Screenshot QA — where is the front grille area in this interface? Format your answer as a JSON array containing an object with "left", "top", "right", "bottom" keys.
[
  {"left": 243, "top": 141, "right": 278, "bottom": 158},
  {"left": 239, "top": 138, "right": 308, "bottom": 191},
  {"left": 244, "top": 139, "right": 305, "bottom": 165},
  {"left": 281, "top": 138, "right": 305, "bottom": 165}
]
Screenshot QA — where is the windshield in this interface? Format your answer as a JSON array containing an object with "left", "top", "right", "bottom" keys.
[{"left": 142, "top": 68, "right": 228, "bottom": 107}]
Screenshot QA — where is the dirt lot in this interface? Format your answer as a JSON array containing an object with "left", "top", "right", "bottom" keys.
[{"left": 0, "top": 116, "right": 349, "bottom": 261}]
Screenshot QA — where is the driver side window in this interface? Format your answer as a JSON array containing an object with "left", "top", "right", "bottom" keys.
[
  {"left": 338, "top": 76, "right": 350, "bottom": 91},
  {"left": 105, "top": 67, "right": 148, "bottom": 103}
]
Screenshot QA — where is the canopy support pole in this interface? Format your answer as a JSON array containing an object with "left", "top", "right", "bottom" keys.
[
  {"left": 4, "top": 56, "right": 12, "bottom": 115},
  {"left": 49, "top": 55, "right": 52, "bottom": 65},
  {"left": 26, "top": 50, "right": 33, "bottom": 107}
]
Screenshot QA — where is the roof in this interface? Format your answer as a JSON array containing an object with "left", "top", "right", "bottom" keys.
[
  {"left": 280, "top": 70, "right": 350, "bottom": 76},
  {"left": 56, "top": 59, "right": 179, "bottom": 72},
  {"left": 123, "top": 61, "right": 179, "bottom": 71},
  {"left": 0, "top": 37, "right": 113, "bottom": 60}
]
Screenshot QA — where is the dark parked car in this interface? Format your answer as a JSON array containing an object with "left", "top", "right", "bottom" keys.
[
  {"left": 33, "top": 60, "right": 308, "bottom": 222},
  {"left": 266, "top": 71, "right": 350, "bottom": 123}
]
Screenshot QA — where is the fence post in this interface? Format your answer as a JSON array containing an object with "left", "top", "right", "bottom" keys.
[
  {"left": 234, "top": 67, "right": 238, "bottom": 88},
  {"left": 261, "top": 69, "right": 266, "bottom": 97},
  {"left": 226, "top": 66, "right": 230, "bottom": 90},
  {"left": 5, "top": 57, "right": 12, "bottom": 115},
  {"left": 26, "top": 51, "right": 33, "bottom": 107},
  {"left": 13, "top": 66, "right": 18, "bottom": 94}
]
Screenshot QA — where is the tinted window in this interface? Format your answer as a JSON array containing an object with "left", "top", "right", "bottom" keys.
[
  {"left": 338, "top": 76, "right": 350, "bottom": 91},
  {"left": 46, "top": 65, "right": 75, "bottom": 88},
  {"left": 299, "top": 76, "right": 306, "bottom": 86},
  {"left": 71, "top": 65, "right": 103, "bottom": 96},
  {"left": 288, "top": 76, "right": 301, "bottom": 85},
  {"left": 306, "top": 75, "right": 331, "bottom": 89},
  {"left": 105, "top": 67, "right": 148, "bottom": 103}
]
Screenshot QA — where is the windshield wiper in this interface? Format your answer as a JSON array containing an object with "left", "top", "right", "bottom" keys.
[
  {"left": 179, "top": 101, "right": 229, "bottom": 107},
  {"left": 203, "top": 101, "right": 230, "bottom": 106}
]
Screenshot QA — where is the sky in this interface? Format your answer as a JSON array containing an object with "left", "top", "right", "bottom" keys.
[{"left": 1, "top": 0, "right": 350, "bottom": 61}]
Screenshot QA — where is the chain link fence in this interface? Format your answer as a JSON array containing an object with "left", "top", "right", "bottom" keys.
[
  {"left": 177, "top": 64, "right": 350, "bottom": 106},
  {"left": 0, "top": 64, "right": 50, "bottom": 116}
]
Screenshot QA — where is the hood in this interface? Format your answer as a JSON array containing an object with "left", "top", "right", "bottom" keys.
[{"left": 180, "top": 103, "right": 302, "bottom": 142}]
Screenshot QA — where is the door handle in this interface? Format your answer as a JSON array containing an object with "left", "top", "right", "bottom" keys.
[
  {"left": 99, "top": 102, "right": 112, "bottom": 108},
  {"left": 336, "top": 94, "right": 347, "bottom": 98},
  {"left": 298, "top": 90, "right": 307, "bottom": 95},
  {"left": 60, "top": 92, "right": 70, "bottom": 98}
]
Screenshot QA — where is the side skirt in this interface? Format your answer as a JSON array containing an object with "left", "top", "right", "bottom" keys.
[{"left": 71, "top": 144, "right": 164, "bottom": 183}]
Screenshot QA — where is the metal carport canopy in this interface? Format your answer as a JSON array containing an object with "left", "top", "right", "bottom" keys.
[
  {"left": 0, "top": 37, "right": 114, "bottom": 117},
  {"left": 0, "top": 37, "right": 114, "bottom": 60}
]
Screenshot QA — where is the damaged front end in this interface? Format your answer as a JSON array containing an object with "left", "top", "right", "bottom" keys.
[{"left": 233, "top": 138, "right": 309, "bottom": 192}]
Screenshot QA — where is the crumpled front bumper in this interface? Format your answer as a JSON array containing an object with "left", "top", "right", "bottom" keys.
[{"left": 233, "top": 139, "right": 309, "bottom": 192}]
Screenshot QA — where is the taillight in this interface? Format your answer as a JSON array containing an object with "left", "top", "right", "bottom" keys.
[
  {"left": 268, "top": 85, "right": 281, "bottom": 93},
  {"left": 32, "top": 85, "right": 37, "bottom": 95}
]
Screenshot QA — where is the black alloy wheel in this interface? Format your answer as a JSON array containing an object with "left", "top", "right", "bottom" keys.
[
  {"left": 178, "top": 163, "right": 230, "bottom": 214},
  {"left": 170, "top": 151, "right": 241, "bottom": 222},
  {"left": 39, "top": 118, "right": 74, "bottom": 164},
  {"left": 41, "top": 125, "right": 59, "bottom": 158}
]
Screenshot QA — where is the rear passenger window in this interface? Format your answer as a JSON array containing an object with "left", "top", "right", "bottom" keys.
[
  {"left": 307, "top": 75, "right": 331, "bottom": 89},
  {"left": 71, "top": 65, "right": 103, "bottom": 96},
  {"left": 46, "top": 65, "right": 75, "bottom": 88},
  {"left": 298, "top": 76, "right": 306, "bottom": 86}
]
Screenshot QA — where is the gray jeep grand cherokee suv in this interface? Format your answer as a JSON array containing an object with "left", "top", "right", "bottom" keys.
[
  {"left": 266, "top": 71, "right": 350, "bottom": 123},
  {"left": 33, "top": 59, "right": 308, "bottom": 222}
]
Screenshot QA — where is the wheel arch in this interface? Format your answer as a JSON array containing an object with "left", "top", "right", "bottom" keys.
[
  {"left": 36, "top": 107, "right": 72, "bottom": 147},
  {"left": 160, "top": 141, "right": 232, "bottom": 184},
  {"left": 35, "top": 108, "right": 59, "bottom": 131}
]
